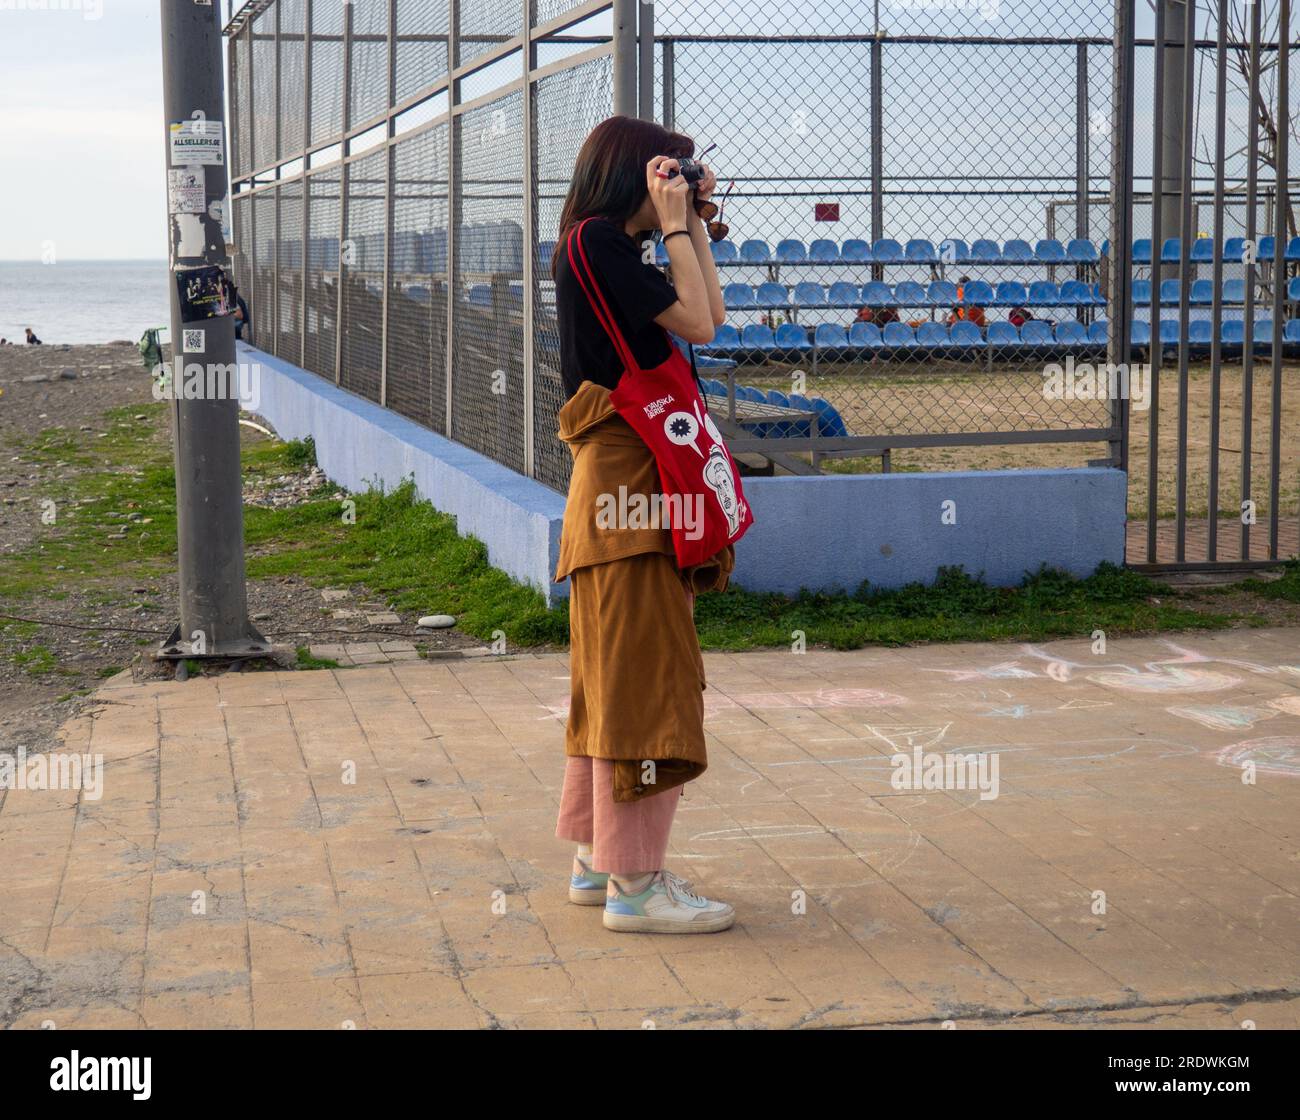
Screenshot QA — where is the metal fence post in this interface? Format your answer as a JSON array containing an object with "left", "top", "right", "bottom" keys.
[
  {"left": 1076, "top": 41, "right": 1088, "bottom": 243},
  {"left": 1240, "top": 0, "right": 1262, "bottom": 563},
  {"left": 1206, "top": 0, "right": 1228, "bottom": 560},
  {"left": 639, "top": 1, "right": 655, "bottom": 120},
  {"left": 1108, "top": 0, "right": 1135, "bottom": 479},
  {"left": 380, "top": 0, "right": 395, "bottom": 408},
  {"left": 1268, "top": 0, "right": 1290, "bottom": 560},
  {"left": 446, "top": 0, "right": 459, "bottom": 435},
  {"left": 522, "top": 0, "right": 536, "bottom": 477},
  {"left": 335, "top": 0, "right": 352, "bottom": 387},
  {"left": 1173, "top": 0, "right": 1195, "bottom": 562},
  {"left": 662, "top": 37, "right": 675, "bottom": 129},
  {"left": 871, "top": 34, "right": 884, "bottom": 246},
  {"left": 301, "top": 0, "right": 312, "bottom": 368},
  {"left": 613, "top": 0, "right": 637, "bottom": 116}
]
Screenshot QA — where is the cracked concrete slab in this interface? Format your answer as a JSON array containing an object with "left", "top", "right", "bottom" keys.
[{"left": 2, "top": 628, "right": 1298, "bottom": 1029}]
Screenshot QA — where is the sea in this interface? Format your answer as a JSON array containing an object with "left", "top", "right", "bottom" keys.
[{"left": 0, "top": 260, "right": 171, "bottom": 347}]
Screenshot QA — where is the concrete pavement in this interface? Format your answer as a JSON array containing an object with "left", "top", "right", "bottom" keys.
[{"left": 2, "top": 627, "right": 1299, "bottom": 1029}]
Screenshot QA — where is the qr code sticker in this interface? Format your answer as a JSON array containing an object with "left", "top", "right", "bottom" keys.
[{"left": 182, "top": 329, "right": 205, "bottom": 353}]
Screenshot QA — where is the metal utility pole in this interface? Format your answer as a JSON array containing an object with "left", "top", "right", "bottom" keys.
[
  {"left": 157, "top": 0, "right": 267, "bottom": 661},
  {"left": 1159, "top": 0, "right": 1189, "bottom": 279}
]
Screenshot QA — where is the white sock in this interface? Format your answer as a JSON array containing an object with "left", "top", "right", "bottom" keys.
[
  {"left": 611, "top": 871, "right": 655, "bottom": 894},
  {"left": 576, "top": 843, "right": 593, "bottom": 860}
]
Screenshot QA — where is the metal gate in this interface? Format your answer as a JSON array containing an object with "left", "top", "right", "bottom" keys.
[{"left": 1114, "top": 0, "right": 1298, "bottom": 571}]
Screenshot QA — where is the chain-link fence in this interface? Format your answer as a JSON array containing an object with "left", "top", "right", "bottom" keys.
[{"left": 232, "top": 2, "right": 1276, "bottom": 495}]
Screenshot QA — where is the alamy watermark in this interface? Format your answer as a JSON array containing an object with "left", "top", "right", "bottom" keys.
[
  {"left": 885, "top": 0, "right": 1000, "bottom": 21},
  {"left": 1, "top": 746, "right": 104, "bottom": 800},
  {"left": 595, "top": 485, "right": 703, "bottom": 540},
  {"left": 1043, "top": 356, "right": 1152, "bottom": 411},
  {"left": 0, "top": 0, "right": 103, "bottom": 19},
  {"left": 891, "top": 747, "right": 1000, "bottom": 800},
  {"left": 152, "top": 358, "right": 261, "bottom": 410}
]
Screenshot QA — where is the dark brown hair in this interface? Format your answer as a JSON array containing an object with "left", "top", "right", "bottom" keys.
[{"left": 550, "top": 115, "right": 694, "bottom": 278}]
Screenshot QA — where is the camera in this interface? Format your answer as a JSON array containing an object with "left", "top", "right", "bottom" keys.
[{"left": 668, "top": 157, "right": 707, "bottom": 187}]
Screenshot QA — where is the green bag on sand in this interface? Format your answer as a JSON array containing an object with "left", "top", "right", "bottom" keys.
[{"left": 139, "top": 327, "right": 162, "bottom": 371}]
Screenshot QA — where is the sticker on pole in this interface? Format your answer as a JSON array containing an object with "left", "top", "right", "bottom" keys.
[
  {"left": 176, "top": 265, "right": 235, "bottom": 321},
  {"left": 167, "top": 168, "right": 206, "bottom": 215},
  {"left": 169, "top": 119, "right": 224, "bottom": 166}
]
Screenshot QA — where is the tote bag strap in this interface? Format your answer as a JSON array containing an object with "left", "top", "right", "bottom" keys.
[{"left": 565, "top": 217, "right": 645, "bottom": 378}]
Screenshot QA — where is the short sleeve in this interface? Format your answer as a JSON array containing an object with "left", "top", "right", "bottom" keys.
[{"left": 581, "top": 220, "right": 678, "bottom": 333}]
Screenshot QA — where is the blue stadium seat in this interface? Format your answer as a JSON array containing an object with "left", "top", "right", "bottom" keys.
[
  {"left": 755, "top": 282, "right": 789, "bottom": 308},
  {"left": 1223, "top": 278, "right": 1247, "bottom": 303},
  {"left": 741, "top": 324, "right": 777, "bottom": 349},
  {"left": 1159, "top": 279, "right": 1181, "bottom": 305},
  {"left": 995, "top": 280, "right": 1028, "bottom": 306},
  {"left": 861, "top": 280, "right": 894, "bottom": 306},
  {"left": 1089, "top": 320, "right": 1108, "bottom": 344},
  {"left": 1020, "top": 320, "right": 1055, "bottom": 347},
  {"left": 711, "top": 240, "right": 739, "bottom": 264},
  {"left": 906, "top": 239, "right": 937, "bottom": 263},
  {"left": 814, "top": 324, "right": 850, "bottom": 350},
  {"left": 793, "top": 281, "right": 827, "bottom": 307},
  {"left": 841, "top": 238, "right": 872, "bottom": 262},
  {"left": 406, "top": 284, "right": 431, "bottom": 303},
  {"left": 849, "top": 322, "right": 885, "bottom": 348},
  {"left": 1190, "top": 238, "right": 1216, "bottom": 262},
  {"left": 1253, "top": 319, "right": 1276, "bottom": 344},
  {"left": 740, "top": 239, "right": 771, "bottom": 264},
  {"left": 766, "top": 389, "right": 791, "bottom": 406},
  {"left": 468, "top": 283, "right": 492, "bottom": 307},
  {"left": 1035, "top": 239, "right": 1067, "bottom": 263},
  {"left": 883, "top": 322, "right": 917, "bottom": 347},
  {"left": 709, "top": 324, "right": 742, "bottom": 350},
  {"left": 949, "top": 321, "right": 985, "bottom": 348},
  {"left": 810, "top": 239, "right": 840, "bottom": 263},
  {"left": 1158, "top": 319, "right": 1181, "bottom": 345},
  {"left": 702, "top": 379, "right": 725, "bottom": 395},
  {"left": 1067, "top": 238, "right": 1099, "bottom": 263},
  {"left": 1091, "top": 283, "right": 1106, "bottom": 305},
  {"left": 537, "top": 240, "right": 557, "bottom": 269},
  {"left": 829, "top": 281, "right": 860, "bottom": 307},
  {"left": 811, "top": 398, "right": 849, "bottom": 437},
  {"left": 1055, "top": 321, "right": 1088, "bottom": 347},
  {"left": 987, "top": 321, "right": 1021, "bottom": 347},
  {"left": 970, "top": 239, "right": 1001, "bottom": 262},
  {"left": 1133, "top": 238, "right": 1153, "bottom": 264},
  {"left": 1189, "top": 321, "right": 1214, "bottom": 346},
  {"left": 928, "top": 280, "right": 958, "bottom": 306},
  {"left": 1287, "top": 237, "right": 1300, "bottom": 261},
  {"left": 1224, "top": 237, "right": 1247, "bottom": 262},
  {"left": 894, "top": 280, "right": 928, "bottom": 305},
  {"left": 1060, "top": 280, "right": 1093, "bottom": 305},
  {"left": 1133, "top": 279, "right": 1154, "bottom": 305},
  {"left": 916, "top": 322, "right": 949, "bottom": 348},
  {"left": 1259, "top": 235, "right": 1277, "bottom": 260},
  {"left": 963, "top": 279, "right": 995, "bottom": 304},
  {"left": 1002, "top": 239, "right": 1034, "bottom": 262},
  {"left": 1189, "top": 279, "right": 1214, "bottom": 305},
  {"left": 1285, "top": 320, "right": 1300, "bottom": 342},
  {"left": 1131, "top": 320, "right": 1152, "bottom": 346},
  {"left": 939, "top": 238, "right": 969, "bottom": 264},
  {"left": 872, "top": 238, "right": 904, "bottom": 263},
  {"left": 776, "top": 239, "right": 807, "bottom": 263},
  {"left": 1221, "top": 321, "right": 1245, "bottom": 345},
  {"left": 1160, "top": 237, "right": 1182, "bottom": 262},
  {"left": 1027, "top": 281, "right": 1061, "bottom": 305},
  {"left": 776, "top": 322, "right": 812, "bottom": 349},
  {"left": 738, "top": 386, "right": 766, "bottom": 403},
  {"left": 1289, "top": 276, "right": 1300, "bottom": 301},
  {"left": 789, "top": 393, "right": 815, "bottom": 411},
  {"left": 724, "top": 283, "right": 755, "bottom": 309}
]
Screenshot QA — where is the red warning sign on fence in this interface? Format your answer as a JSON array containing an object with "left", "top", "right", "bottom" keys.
[{"left": 814, "top": 203, "right": 840, "bottom": 222}]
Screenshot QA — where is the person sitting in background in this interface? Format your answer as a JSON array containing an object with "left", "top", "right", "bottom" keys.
[
  {"left": 946, "top": 277, "right": 986, "bottom": 329},
  {"left": 232, "top": 288, "right": 251, "bottom": 340},
  {"left": 852, "top": 304, "right": 899, "bottom": 328},
  {"left": 25, "top": 327, "right": 42, "bottom": 345},
  {"left": 1008, "top": 305, "right": 1034, "bottom": 328}
]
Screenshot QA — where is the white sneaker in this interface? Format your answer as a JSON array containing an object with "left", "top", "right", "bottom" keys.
[{"left": 603, "top": 870, "right": 735, "bottom": 934}]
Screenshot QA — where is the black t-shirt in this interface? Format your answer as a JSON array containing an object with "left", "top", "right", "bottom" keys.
[{"left": 555, "top": 217, "right": 678, "bottom": 399}]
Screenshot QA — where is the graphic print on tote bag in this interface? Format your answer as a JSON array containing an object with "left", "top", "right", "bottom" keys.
[{"left": 660, "top": 398, "right": 744, "bottom": 536}]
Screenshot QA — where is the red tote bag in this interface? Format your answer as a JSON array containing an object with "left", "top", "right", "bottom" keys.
[{"left": 565, "top": 217, "right": 754, "bottom": 569}]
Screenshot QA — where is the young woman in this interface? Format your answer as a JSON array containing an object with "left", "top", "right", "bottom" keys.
[{"left": 551, "top": 115, "right": 736, "bottom": 934}]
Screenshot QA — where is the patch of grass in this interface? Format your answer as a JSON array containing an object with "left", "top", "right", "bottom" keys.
[
  {"left": 694, "top": 563, "right": 1228, "bottom": 650},
  {"left": 13, "top": 645, "right": 59, "bottom": 675},
  {"left": 1233, "top": 559, "right": 1300, "bottom": 603},
  {"left": 282, "top": 436, "right": 317, "bottom": 469},
  {"left": 295, "top": 646, "right": 342, "bottom": 670}
]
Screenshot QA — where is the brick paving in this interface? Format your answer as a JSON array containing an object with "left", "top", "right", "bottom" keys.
[
  {"left": 1127, "top": 516, "right": 1299, "bottom": 565},
  {"left": 2, "top": 628, "right": 1299, "bottom": 1029}
]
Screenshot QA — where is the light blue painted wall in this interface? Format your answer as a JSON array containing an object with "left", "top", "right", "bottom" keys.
[{"left": 238, "top": 344, "right": 1127, "bottom": 605}]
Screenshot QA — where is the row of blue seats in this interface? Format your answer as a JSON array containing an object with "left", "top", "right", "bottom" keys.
[
  {"left": 697, "top": 381, "right": 850, "bottom": 439},
  {"left": 1136, "top": 278, "right": 1297, "bottom": 305},
  {"left": 643, "top": 237, "right": 1100, "bottom": 268},
  {"left": 1125, "top": 235, "right": 1300, "bottom": 265},
  {"left": 723, "top": 279, "right": 1103, "bottom": 310},
  {"left": 700, "top": 318, "right": 1300, "bottom": 354}
]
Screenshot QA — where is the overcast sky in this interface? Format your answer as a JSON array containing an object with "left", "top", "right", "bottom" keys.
[{"left": 0, "top": 0, "right": 167, "bottom": 260}]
